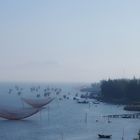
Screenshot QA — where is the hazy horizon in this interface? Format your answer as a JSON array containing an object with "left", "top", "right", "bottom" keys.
[{"left": 1, "top": 0, "right": 140, "bottom": 83}]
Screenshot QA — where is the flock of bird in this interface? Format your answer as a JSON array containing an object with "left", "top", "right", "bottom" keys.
[{"left": 8, "top": 85, "right": 62, "bottom": 98}]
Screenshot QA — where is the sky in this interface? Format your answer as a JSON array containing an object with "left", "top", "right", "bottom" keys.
[{"left": 0, "top": 0, "right": 140, "bottom": 83}]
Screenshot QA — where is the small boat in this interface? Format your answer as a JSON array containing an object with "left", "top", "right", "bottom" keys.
[
  {"left": 0, "top": 107, "right": 42, "bottom": 120},
  {"left": 77, "top": 99, "right": 89, "bottom": 104},
  {"left": 122, "top": 115, "right": 131, "bottom": 118},
  {"left": 92, "top": 101, "right": 100, "bottom": 104},
  {"left": 76, "top": 98, "right": 89, "bottom": 104},
  {"left": 98, "top": 134, "right": 112, "bottom": 139}
]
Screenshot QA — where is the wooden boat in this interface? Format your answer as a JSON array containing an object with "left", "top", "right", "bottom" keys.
[{"left": 98, "top": 134, "right": 112, "bottom": 139}]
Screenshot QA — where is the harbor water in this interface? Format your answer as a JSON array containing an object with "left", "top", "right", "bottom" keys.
[{"left": 0, "top": 82, "right": 139, "bottom": 140}]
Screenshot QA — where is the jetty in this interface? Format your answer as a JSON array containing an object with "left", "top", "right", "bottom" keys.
[{"left": 103, "top": 113, "right": 140, "bottom": 119}]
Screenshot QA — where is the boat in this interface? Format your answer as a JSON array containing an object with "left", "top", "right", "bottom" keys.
[
  {"left": 98, "top": 134, "right": 112, "bottom": 139},
  {"left": 122, "top": 115, "right": 131, "bottom": 118},
  {"left": 77, "top": 99, "right": 89, "bottom": 104},
  {"left": 92, "top": 101, "right": 100, "bottom": 104},
  {"left": 73, "top": 97, "right": 80, "bottom": 100}
]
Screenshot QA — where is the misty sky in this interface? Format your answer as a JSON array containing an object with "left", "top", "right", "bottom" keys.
[{"left": 0, "top": 0, "right": 140, "bottom": 83}]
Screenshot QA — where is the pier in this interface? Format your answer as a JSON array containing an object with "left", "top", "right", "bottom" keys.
[{"left": 103, "top": 113, "right": 140, "bottom": 119}]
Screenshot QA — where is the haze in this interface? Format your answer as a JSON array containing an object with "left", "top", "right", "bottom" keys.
[{"left": 0, "top": 0, "right": 140, "bottom": 83}]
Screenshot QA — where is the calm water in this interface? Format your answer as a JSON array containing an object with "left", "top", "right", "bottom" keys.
[{"left": 0, "top": 82, "right": 139, "bottom": 140}]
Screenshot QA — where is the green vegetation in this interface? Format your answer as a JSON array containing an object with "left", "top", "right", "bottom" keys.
[{"left": 100, "top": 78, "right": 140, "bottom": 104}]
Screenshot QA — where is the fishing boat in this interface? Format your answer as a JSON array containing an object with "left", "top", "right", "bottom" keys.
[{"left": 98, "top": 134, "right": 112, "bottom": 139}]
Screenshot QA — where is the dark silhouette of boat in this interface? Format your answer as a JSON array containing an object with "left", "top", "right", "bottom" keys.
[
  {"left": 121, "top": 115, "right": 131, "bottom": 118},
  {"left": 98, "top": 134, "right": 112, "bottom": 139},
  {"left": 77, "top": 99, "right": 89, "bottom": 104},
  {"left": 92, "top": 101, "right": 100, "bottom": 104}
]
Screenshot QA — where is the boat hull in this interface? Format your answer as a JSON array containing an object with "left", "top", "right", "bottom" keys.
[{"left": 98, "top": 134, "right": 112, "bottom": 139}]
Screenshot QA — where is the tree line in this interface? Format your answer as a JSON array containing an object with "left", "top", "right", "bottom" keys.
[{"left": 100, "top": 78, "right": 140, "bottom": 103}]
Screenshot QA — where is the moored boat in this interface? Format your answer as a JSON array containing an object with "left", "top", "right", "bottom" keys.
[{"left": 98, "top": 134, "right": 112, "bottom": 139}]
